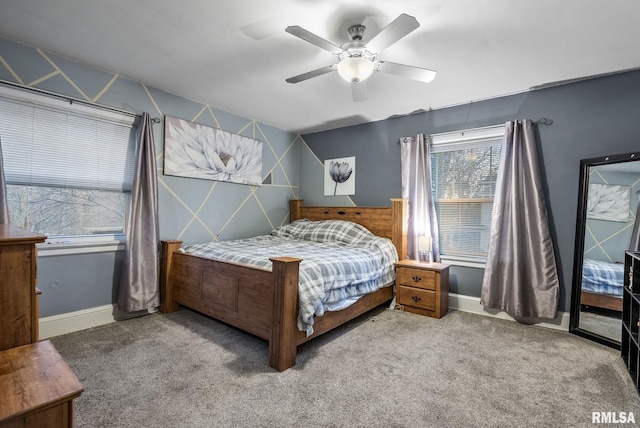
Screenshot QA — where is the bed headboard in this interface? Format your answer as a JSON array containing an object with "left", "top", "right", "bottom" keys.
[{"left": 289, "top": 199, "right": 407, "bottom": 260}]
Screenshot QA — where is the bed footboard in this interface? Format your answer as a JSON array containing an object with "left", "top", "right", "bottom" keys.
[
  {"left": 159, "top": 240, "right": 303, "bottom": 371},
  {"left": 581, "top": 291, "right": 622, "bottom": 312}
]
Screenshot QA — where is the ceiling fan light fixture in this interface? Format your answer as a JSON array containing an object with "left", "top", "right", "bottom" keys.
[{"left": 337, "top": 57, "right": 374, "bottom": 83}]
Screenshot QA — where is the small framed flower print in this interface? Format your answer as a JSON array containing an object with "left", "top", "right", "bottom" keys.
[{"left": 324, "top": 156, "right": 355, "bottom": 196}]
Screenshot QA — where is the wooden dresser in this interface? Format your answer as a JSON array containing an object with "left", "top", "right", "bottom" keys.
[
  {"left": 0, "top": 225, "right": 46, "bottom": 351},
  {"left": 0, "top": 340, "right": 84, "bottom": 427},
  {"left": 395, "top": 259, "right": 450, "bottom": 318}
]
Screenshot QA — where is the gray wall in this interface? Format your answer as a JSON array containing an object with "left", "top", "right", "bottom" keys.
[
  {"left": 0, "top": 36, "right": 299, "bottom": 317},
  {"left": 300, "top": 70, "right": 640, "bottom": 312}
]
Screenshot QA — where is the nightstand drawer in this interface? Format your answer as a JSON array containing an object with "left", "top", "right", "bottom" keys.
[
  {"left": 397, "top": 267, "right": 436, "bottom": 290},
  {"left": 397, "top": 285, "right": 436, "bottom": 311}
]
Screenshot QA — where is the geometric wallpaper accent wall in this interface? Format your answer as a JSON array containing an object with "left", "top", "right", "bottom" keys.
[
  {"left": 585, "top": 168, "right": 640, "bottom": 263},
  {"left": 0, "top": 35, "right": 300, "bottom": 317},
  {"left": 0, "top": 36, "right": 300, "bottom": 245},
  {"left": 158, "top": 114, "right": 301, "bottom": 244}
]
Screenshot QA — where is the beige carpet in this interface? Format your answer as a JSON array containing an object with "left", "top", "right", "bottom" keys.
[{"left": 51, "top": 307, "right": 640, "bottom": 427}]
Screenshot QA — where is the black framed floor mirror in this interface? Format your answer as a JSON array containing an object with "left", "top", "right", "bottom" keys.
[{"left": 569, "top": 151, "right": 640, "bottom": 349}]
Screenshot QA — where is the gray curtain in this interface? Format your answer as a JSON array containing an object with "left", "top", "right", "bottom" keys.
[
  {"left": 400, "top": 134, "right": 440, "bottom": 262},
  {"left": 118, "top": 113, "right": 160, "bottom": 312},
  {"left": 0, "top": 136, "right": 9, "bottom": 224},
  {"left": 480, "top": 120, "right": 559, "bottom": 319}
]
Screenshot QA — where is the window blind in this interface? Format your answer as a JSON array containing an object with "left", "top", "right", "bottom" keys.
[
  {"left": 0, "top": 87, "right": 136, "bottom": 192},
  {"left": 430, "top": 125, "right": 504, "bottom": 260}
]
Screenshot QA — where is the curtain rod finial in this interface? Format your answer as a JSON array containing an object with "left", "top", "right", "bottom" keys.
[{"left": 535, "top": 117, "right": 553, "bottom": 125}]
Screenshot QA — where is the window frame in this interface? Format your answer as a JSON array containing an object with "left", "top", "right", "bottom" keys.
[
  {"left": 0, "top": 84, "right": 136, "bottom": 254},
  {"left": 430, "top": 125, "right": 505, "bottom": 268}
]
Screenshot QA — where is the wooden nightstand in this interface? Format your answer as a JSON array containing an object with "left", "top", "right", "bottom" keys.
[{"left": 395, "top": 259, "right": 449, "bottom": 318}]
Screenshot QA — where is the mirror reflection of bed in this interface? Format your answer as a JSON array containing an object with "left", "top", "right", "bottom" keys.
[
  {"left": 580, "top": 258, "right": 623, "bottom": 342},
  {"left": 572, "top": 156, "right": 640, "bottom": 346}
]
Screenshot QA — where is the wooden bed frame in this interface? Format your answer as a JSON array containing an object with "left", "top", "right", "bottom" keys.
[
  {"left": 159, "top": 198, "right": 407, "bottom": 371},
  {"left": 581, "top": 291, "right": 622, "bottom": 312}
]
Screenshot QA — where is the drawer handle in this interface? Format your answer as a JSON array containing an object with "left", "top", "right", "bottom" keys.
[
  {"left": 411, "top": 295, "right": 421, "bottom": 303},
  {"left": 412, "top": 276, "right": 422, "bottom": 283}
]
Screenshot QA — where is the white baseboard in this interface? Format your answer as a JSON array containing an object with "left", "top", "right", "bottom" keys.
[
  {"left": 448, "top": 293, "right": 570, "bottom": 331},
  {"left": 38, "top": 293, "right": 570, "bottom": 339},
  {"left": 39, "top": 304, "right": 160, "bottom": 339},
  {"left": 39, "top": 304, "right": 117, "bottom": 339}
]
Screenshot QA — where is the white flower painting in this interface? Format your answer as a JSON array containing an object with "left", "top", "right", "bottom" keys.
[
  {"left": 163, "top": 116, "right": 262, "bottom": 185},
  {"left": 586, "top": 183, "right": 630, "bottom": 222},
  {"left": 324, "top": 156, "right": 355, "bottom": 196}
]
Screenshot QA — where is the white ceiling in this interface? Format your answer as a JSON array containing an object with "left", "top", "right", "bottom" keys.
[{"left": 1, "top": 0, "right": 639, "bottom": 134}]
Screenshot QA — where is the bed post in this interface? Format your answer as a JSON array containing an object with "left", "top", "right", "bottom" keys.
[
  {"left": 269, "top": 256, "right": 302, "bottom": 371},
  {"left": 159, "top": 240, "right": 182, "bottom": 313},
  {"left": 391, "top": 198, "right": 408, "bottom": 260},
  {"left": 289, "top": 199, "right": 303, "bottom": 222}
]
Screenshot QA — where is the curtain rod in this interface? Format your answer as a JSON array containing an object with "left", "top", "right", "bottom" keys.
[
  {"left": 0, "top": 80, "right": 161, "bottom": 123},
  {"left": 398, "top": 117, "right": 554, "bottom": 143}
]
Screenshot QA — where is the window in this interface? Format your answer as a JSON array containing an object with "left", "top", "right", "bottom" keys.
[
  {"left": 0, "top": 85, "right": 136, "bottom": 248},
  {"left": 431, "top": 126, "right": 504, "bottom": 264}
]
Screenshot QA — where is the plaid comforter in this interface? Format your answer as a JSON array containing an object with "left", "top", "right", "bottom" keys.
[
  {"left": 181, "top": 219, "right": 398, "bottom": 335},
  {"left": 581, "top": 258, "right": 624, "bottom": 297}
]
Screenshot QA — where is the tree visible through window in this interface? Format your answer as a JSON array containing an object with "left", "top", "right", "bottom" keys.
[
  {"left": 0, "top": 85, "right": 135, "bottom": 243},
  {"left": 7, "top": 185, "right": 126, "bottom": 237},
  {"left": 430, "top": 129, "right": 503, "bottom": 261}
]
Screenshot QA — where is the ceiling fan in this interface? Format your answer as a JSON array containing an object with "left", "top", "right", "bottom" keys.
[{"left": 285, "top": 13, "right": 437, "bottom": 101}]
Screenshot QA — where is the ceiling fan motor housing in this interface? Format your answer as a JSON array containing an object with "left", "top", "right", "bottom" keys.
[{"left": 348, "top": 24, "right": 366, "bottom": 41}]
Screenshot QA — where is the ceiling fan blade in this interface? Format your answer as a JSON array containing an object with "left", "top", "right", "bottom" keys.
[
  {"left": 364, "top": 13, "right": 420, "bottom": 54},
  {"left": 286, "top": 65, "right": 337, "bottom": 84},
  {"left": 376, "top": 61, "right": 436, "bottom": 83},
  {"left": 285, "top": 26, "right": 343, "bottom": 55},
  {"left": 352, "top": 81, "right": 368, "bottom": 102}
]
